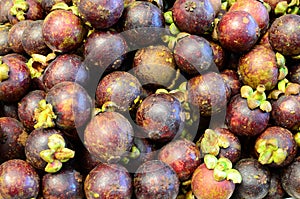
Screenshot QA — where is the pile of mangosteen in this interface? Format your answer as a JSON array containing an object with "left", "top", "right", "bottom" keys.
[{"left": 0, "top": 0, "right": 300, "bottom": 198}]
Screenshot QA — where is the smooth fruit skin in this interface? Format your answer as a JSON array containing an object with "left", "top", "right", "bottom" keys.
[
  {"left": 217, "top": 10, "right": 260, "bottom": 53},
  {"left": 42, "top": 54, "right": 89, "bottom": 90},
  {"left": 174, "top": 35, "right": 214, "bottom": 75},
  {"left": 42, "top": 9, "right": 85, "bottom": 53},
  {"left": 96, "top": 71, "right": 142, "bottom": 110},
  {"left": 0, "top": 117, "right": 27, "bottom": 163},
  {"left": 238, "top": 45, "right": 278, "bottom": 91},
  {"left": 42, "top": 169, "right": 84, "bottom": 199},
  {"left": 158, "top": 138, "right": 201, "bottom": 181},
  {"left": 0, "top": 159, "right": 40, "bottom": 199},
  {"left": 225, "top": 94, "right": 270, "bottom": 137},
  {"left": 271, "top": 95, "right": 300, "bottom": 131},
  {"left": 282, "top": 156, "right": 300, "bottom": 198},
  {"left": 229, "top": 0, "right": 269, "bottom": 34},
  {"left": 269, "top": 14, "right": 300, "bottom": 56},
  {"left": 46, "top": 81, "right": 92, "bottom": 130},
  {"left": 191, "top": 163, "right": 235, "bottom": 199},
  {"left": 78, "top": 0, "right": 124, "bottom": 29},
  {"left": 172, "top": 0, "right": 215, "bottom": 35},
  {"left": 134, "top": 160, "right": 180, "bottom": 199},
  {"left": 233, "top": 158, "right": 270, "bottom": 199},
  {"left": 84, "top": 111, "right": 134, "bottom": 163},
  {"left": 84, "top": 163, "right": 132, "bottom": 199},
  {"left": 0, "top": 53, "right": 31, "bottom": 102},
  {"left": 18, "top": 90, "right": 46, "bottom": 131}
]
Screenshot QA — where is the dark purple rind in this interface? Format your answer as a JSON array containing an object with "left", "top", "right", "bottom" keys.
[
  {"left": 225, "top": 94, "right": 270, "bottom": 137},
  {"left": 84, "top": 111, "right": 134, "bottom": 163},
  {"left": 281, "top": 156, "right": 300, "bottom": 198},
  {"left": 0, "top": 117, "right": 27, "bottom": 163},
  {"left": 0, "top": 53, "right": 31, "bottom": 102},
  {"left": 0, "top": 159, "right": 40, "bottom": 198},
  {"left": 84, "top": 163, "right": 132, "bottom": 199},
  {"left": 18, "top": 90, "right": 46, "bottom": 131},
  {"left": 134, "top": 160, "right": 179, "bottom": 198}
]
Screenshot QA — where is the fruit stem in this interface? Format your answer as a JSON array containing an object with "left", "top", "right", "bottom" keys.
[
  {"left": 34, "top": 99, "right": 57, "bottom": 129},
  {"left": 40, "top": 134, "right": 75, "bottom": 173},
  {"left": 164, "top": 11, "right": 173, "bottom": 24},
  {"left": 276, "top": 52, "right": 288, "bottom": 80},
  {"left": 10, "top": 0, "right": 29, "bottom": 21},
  {"left": 0, "top": 59, "right": 10, "bottom": 82}
]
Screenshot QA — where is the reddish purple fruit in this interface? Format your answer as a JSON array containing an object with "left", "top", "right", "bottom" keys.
[
  {"left": 42, "top": 54, "right": 89, "bottom": 90},
  {"left": 133, "top": 45, "right": 177, "bottom": 90},
  {"left": 78, "top": 0, "right": 124, "bottom": 29},
  {"left": 281, "top": 156, "right": 300, "bottom": 198},
  {"left": 42, "top": 169, "right": 84, "bottom": 199},
  {"left": 229, "top": 0, "right": 269, "bottom": 34},
  {"left": 8, "top": 19, "right": 33, "bottom": 54},
  {"left": 172, "top": 0, "right": 215, "bottom": 35},
  {"left": 18, "top": 90, "right": 46, "bottom": 131},
  {"left": 0, "top": 53, "right": 31, "bottom": 102},
  {"left": 221, "top": 69, "right": 242, "bottom": 97},
  {"left": 134, "top": 160, "right": 179, "bottom": 198},
  {"left": 42, "top": 9, "right": 86, "bottom": 53},
  {"left": 158, "top": 138, "right": 201, "bottom": 181},
  {"left": 95, "top": 71, "right": 142, "bottom": 111},
  {"left": 187, "top": 72, "right": 228, "bottom": 117},
  {"left": 0, "top": 117, "right": 28, "bottom": 163},
  {"left": 84, "top": 163, "right": 132, "bottom": 199},
  {"left": 217, "top": 10, "right": 260, "bottom": 53},
  {"left": 136, "top": 93, "right": 184, "bottom": 143},
  {"left": 174, "top": 35, "right": 214, "bottom": 75},
  {"left": 238, "top": 45, "right": 279, "bottom": 91},
  {"left": 21, "top": 20, "right": 50, "bottom": 56},
  {"left": 269, "top": 14, "right": 300, "bottom": 56},
  {"left": 191, "top": 163, "right": 236, "bottom": 199},
  {"left": 226, "top": 94, "right": 270, "bottom": 137},
  {"left": 84, "top": 111, "right": 134, "bottom": 163},
  {"left": 0, "top": 159, "right": 40, "bottom": 199},
  {"left": 254, "top": 126, "right": 297, "bottom": 168}
]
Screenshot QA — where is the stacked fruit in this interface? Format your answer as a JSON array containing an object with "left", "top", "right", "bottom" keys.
[{"left": 0, "top": 0, "right": 299, "bottom": 198}]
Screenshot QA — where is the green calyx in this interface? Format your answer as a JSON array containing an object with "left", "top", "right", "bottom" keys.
[
  {"left": 51, "top": 2, "right": 79, "bottom": 16},
  {"left": 34, "top": 99, "right": 57, "bottom": 129},
  {"left": 255, "top": 138, "right": 288, "bottom": 165},
  {"left": 26, "top": 53, "right": 56, "bottom": 79},
  {"left": 0, "top": 58, "right": 9, "bottom": 82},
  {"left": 268, "top": 78, "right": 300, "bottom": 99},
  {"left": 276, "top": 52, "right": 288, "bottom": 80},
  {"left": 294, "top": 132, "right": 300, "bottom": 147},
  {"left": 10, "top": 0, "right": 29, "bottom": 21},
  {"left": 241, "top": 85, "right": 272, "bottom": 112},
  {"left": 121, "top": 145, "right": 141, "bottom": 164},
  {"left": 198, "top": 129, "right": 230, "bottom": 157},
  {"left": 275, "top": 0, "right": 299, "bottom": 15},
  {"left": 204, "top": 154, "right": 242, "bottom": 183},
  {"left": 40, "top": 134, "right": 75, "bottom": 173}
]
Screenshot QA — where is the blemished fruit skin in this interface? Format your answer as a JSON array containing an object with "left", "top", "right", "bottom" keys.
[
  {"left": 0, "top": 53, "right": 31, "bottom": 102},
  {"left": 78, "top": 0, "right": 124, "bottom": 29},
  {"left": 0, "top": 117, "right": 28, "bottom": 163},
  {"left": 84, "top": 111, "right": 134, "bottom": 163},
  {"left": 174, "top": 35, "right": 214, "bottom": 76},
  {"left": 282, "top": 156, "right": 300, "bottom": 198},
  {"left": 45, "top": 81, "right": 92, "bottom": 130},
  {"left": 18, "top": 90, "right": 46, "bottom": 131},
  {"left": 133, "top": 160, "right": 180, "bottom": 199},
  {"left": 84, "top": 163, "right": 132, "bottom": 199},
  {"left": 0, "top": 159, "right": 40, "bottom": 199},
  {"left": 269, "top": 14, "right": 300, "bottom": 56},
  {"left": 158, "top": 138, "right": 201, "bottom": 181},
  {"left": 172, "top": 0, "right": 215, "bottom": 35},
  {"left": 238, "top": 45, "right": 278, "bottom": 91},
  {"left": 191, "top": 163, "right": 235, "bottom": 199},
  {"left": 217, "top": 10, "right": 260, "bottom": 53},
  {"left": 42, "top": 9, "right": 86, "bottom": 53},
  {"left": 229, "top": 0, "right": 269, "bottom": 34},
  {"left": 225, "top": 94, "right": 270, "bottom": 137},
  {"left": 42, "top": 169, "right": 84, "bottom": 199}
]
